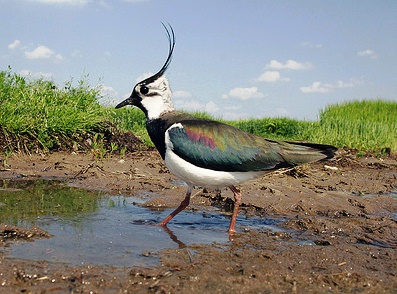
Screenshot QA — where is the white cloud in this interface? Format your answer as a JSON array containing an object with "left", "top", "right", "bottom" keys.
[
  {"left": 20, "top": 69, "right": 31, "bottom": 76},
  {"left": 299, "top": 41, "right": 323, "bottom": 49},
  {"left": 173, "top": 90, "right": 193, "bottom": 98},
  {"left": 256, "top": 70, "right": 290, "bottom": 83},
  {"left": 357, "top": 49, "right": 378, "bottom": 59},
  {"left": 334, "top": 80, "right": 356, "bottom": 89},
  {"left": 174, "top": 99, "right": 219, "bottom": 114},
  {"left": 20, "top": 69, "right": 53, "bottom": 79},
  {"left": 25, "top": 45, "right": 55, "bottom": 59},
  {"left": 71, "top": 50, "right": 83, "bottom": 58},
  {"left": 97, "top": 0, "right": 111, "bottom": 9},
  {"left": 224, "top": 105, "right": 242, "bottom": 111},
  {"left": 100, "top": 85, "right": 118, "bottom": 97},
  {"left": 300, "top": 80, "right": 356, "bottom": 94},
  {"left": 135, "top": 72, "right": 153, "bottom": 83},
  {"left": 169, "top": 90, "right": 214, "bottom": 112},
  {"left": 266, "top": 59, "right": 313, "bottom": 70},
  {"left": 8, "top": 40, "right": 21, "bottom": 50},
  {"left": 300, "top": 82, "right": 330, "bottom": 93},
  {"left": 121, "top": 0, "right": 149, "bottom": 3},
  {"left": 205, "top": 101, "right": 219, "bottom": 113},
  {"left": 98, "top": 85, "right": 120, "bottom": 105},
  {"left": 30, "top": 0, "right": 120, "bottom": 8},
  {"left": 221, "top": 111, "right": 250, "bottom": 120},
  {"left": 273, "top": 108, "right": 290, "bottom": 117},
  {"left": 55, "top": 54, "right": 64, "bottom": 62},
  {"left": 174, "top": 100, "right": 203, "bottom": 111},
  {"left": 222, "top": 87, "right": 265, "bottom": 100},
  {"left": 32, "top": 0, "right": 91, "bottom": 5}
]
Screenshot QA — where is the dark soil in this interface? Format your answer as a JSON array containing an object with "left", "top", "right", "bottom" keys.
[{"left": 0, "top": 148, "right": 396, "bottom": 293}]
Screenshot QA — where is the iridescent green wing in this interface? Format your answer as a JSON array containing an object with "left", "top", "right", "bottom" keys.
[{"left": 167, "top": 119, "right": 290, "bottom": 172}]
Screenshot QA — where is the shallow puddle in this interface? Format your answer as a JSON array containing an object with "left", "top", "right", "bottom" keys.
[
  {"left": 0, "top": 180, "right": 281, "bottom": 267},
  {"left": 360, "top": 191, "right": 397, "bottom": 200}
]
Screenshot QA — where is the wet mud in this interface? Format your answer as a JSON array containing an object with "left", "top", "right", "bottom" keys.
[{"left": 0, "top": 149, "right": 396, "bottom": 293}]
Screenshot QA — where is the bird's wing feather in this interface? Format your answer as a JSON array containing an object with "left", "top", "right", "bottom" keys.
[{"left": 166, "top": 120, "right": 293, "bottom": 172}]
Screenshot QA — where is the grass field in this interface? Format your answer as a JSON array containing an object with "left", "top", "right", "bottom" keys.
[
  {"left": 0, "top": 69, "right": 106, "bottom": 150},
  {"left": 1, "top": 69, "right": 396, "bottom": 154}
]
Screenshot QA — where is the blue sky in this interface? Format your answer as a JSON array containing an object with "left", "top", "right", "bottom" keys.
[{"left": 2, "top": 0, "right": 397, "bottom": 120}]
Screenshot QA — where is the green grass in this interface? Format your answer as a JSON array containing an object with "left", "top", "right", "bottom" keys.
[
  {"left": 307, "top": 100, "right": 397, "bottom": 152},
  {"left": 0, "top": 68, "right": 106, "bottom": 150},
  {"left": 227, "top": 117, "right": 309, "bottom": 141},
  {"left": 105, "top": 106, "right": 152, "bottom": 146},
  {"left": 1, "top": 69, "right": 396, "bottom": 153}
]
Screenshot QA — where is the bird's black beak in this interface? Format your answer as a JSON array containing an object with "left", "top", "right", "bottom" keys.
[
  {"left": 115, "top": 97, "right": 131, "bottom": 109},
  {"left": 115, "top": 92, "right": 139, "bottom": 109}
]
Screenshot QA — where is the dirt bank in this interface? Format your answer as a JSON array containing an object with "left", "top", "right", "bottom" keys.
[{"left": 0, "top": 149, "right": 396, "bottom": 293}]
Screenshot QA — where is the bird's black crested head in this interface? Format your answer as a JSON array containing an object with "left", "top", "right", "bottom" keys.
[{"left": 115, "top": 24, "right": 176, "bottom": 119}]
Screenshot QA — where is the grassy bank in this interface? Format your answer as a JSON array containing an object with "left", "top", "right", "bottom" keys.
[
  {"left": 1, "top": 69, "right": 396, "bottom": 154},
  {"left": 0, "top": 69, "right": 106, "bottom": 150},
  {"left": 308, "top": 100, "right": 397, "bottom": 152}
]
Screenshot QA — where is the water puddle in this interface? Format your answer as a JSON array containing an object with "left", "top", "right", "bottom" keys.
[
  {"left": 0, "top": 180, "right": 281, "bottom": 267},
  {"left": 358, "top": 191, "right": 397, "bottom": 200}
]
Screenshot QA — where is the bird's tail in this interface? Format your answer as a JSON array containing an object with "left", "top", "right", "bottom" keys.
[
  {"left": 286, "top": 141, "right": 337, "bottom": 160},
  {"left": 275, "top": 141, "right": 337, "bottom": 166}
]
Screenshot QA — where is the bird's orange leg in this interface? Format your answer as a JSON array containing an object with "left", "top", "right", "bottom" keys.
[
  {"left": 228, "top": 185, "right": 242, "bottom": 234},
  {"left": 159, "top": 187, "right": 192, "bottom": 226}
]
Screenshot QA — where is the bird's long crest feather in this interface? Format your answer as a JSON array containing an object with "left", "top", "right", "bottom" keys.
[{"left": 141, "top": 23, "right": 175, "bottom": 85}]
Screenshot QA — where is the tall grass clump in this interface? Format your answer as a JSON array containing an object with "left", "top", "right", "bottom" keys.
[
  {"left": 0, "top": 69, "right": 105, "bottom": 150},
  {"left": 306, "top": 100, "right": 397, "bottom": 152}
]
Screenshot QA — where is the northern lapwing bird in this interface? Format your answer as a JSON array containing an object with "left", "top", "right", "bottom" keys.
[{"left": 116, "top": 24, "right": 337, "bottom": 234}]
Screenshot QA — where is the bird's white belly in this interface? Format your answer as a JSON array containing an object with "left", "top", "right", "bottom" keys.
[{"left": 164, "top": 149, "right": 267, "bottom": 188}]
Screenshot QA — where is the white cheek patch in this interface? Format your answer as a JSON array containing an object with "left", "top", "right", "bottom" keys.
[
  {"left": 137, "top": 76, "right": 174, "bottom": 119},
  {"left": 141, "top": 96, "right": 170, "bottom": 119}
]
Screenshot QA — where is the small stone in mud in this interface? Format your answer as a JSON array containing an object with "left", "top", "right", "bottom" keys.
[
  {"left": 314, "top": 239, "right": 332, "bottom": 246},
  {"left": 324, "top": 165, "right": 338, "bottom": 171}
]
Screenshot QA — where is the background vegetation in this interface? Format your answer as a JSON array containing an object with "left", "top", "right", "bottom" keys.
[
  {"left": 0, "top": 69, "right": 106, "bottom": 150},
  {"left": 1, "top": 69, "right": 396, "bottom": 154}
]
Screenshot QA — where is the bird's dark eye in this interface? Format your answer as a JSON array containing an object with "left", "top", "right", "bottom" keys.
[{"left": 140, "top": 85, "right": 149, "bottom": 95}]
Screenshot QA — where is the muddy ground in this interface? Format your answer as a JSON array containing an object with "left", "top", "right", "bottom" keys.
[{"left": 0, "top": 148, "right": 396, "bottom": 293}]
